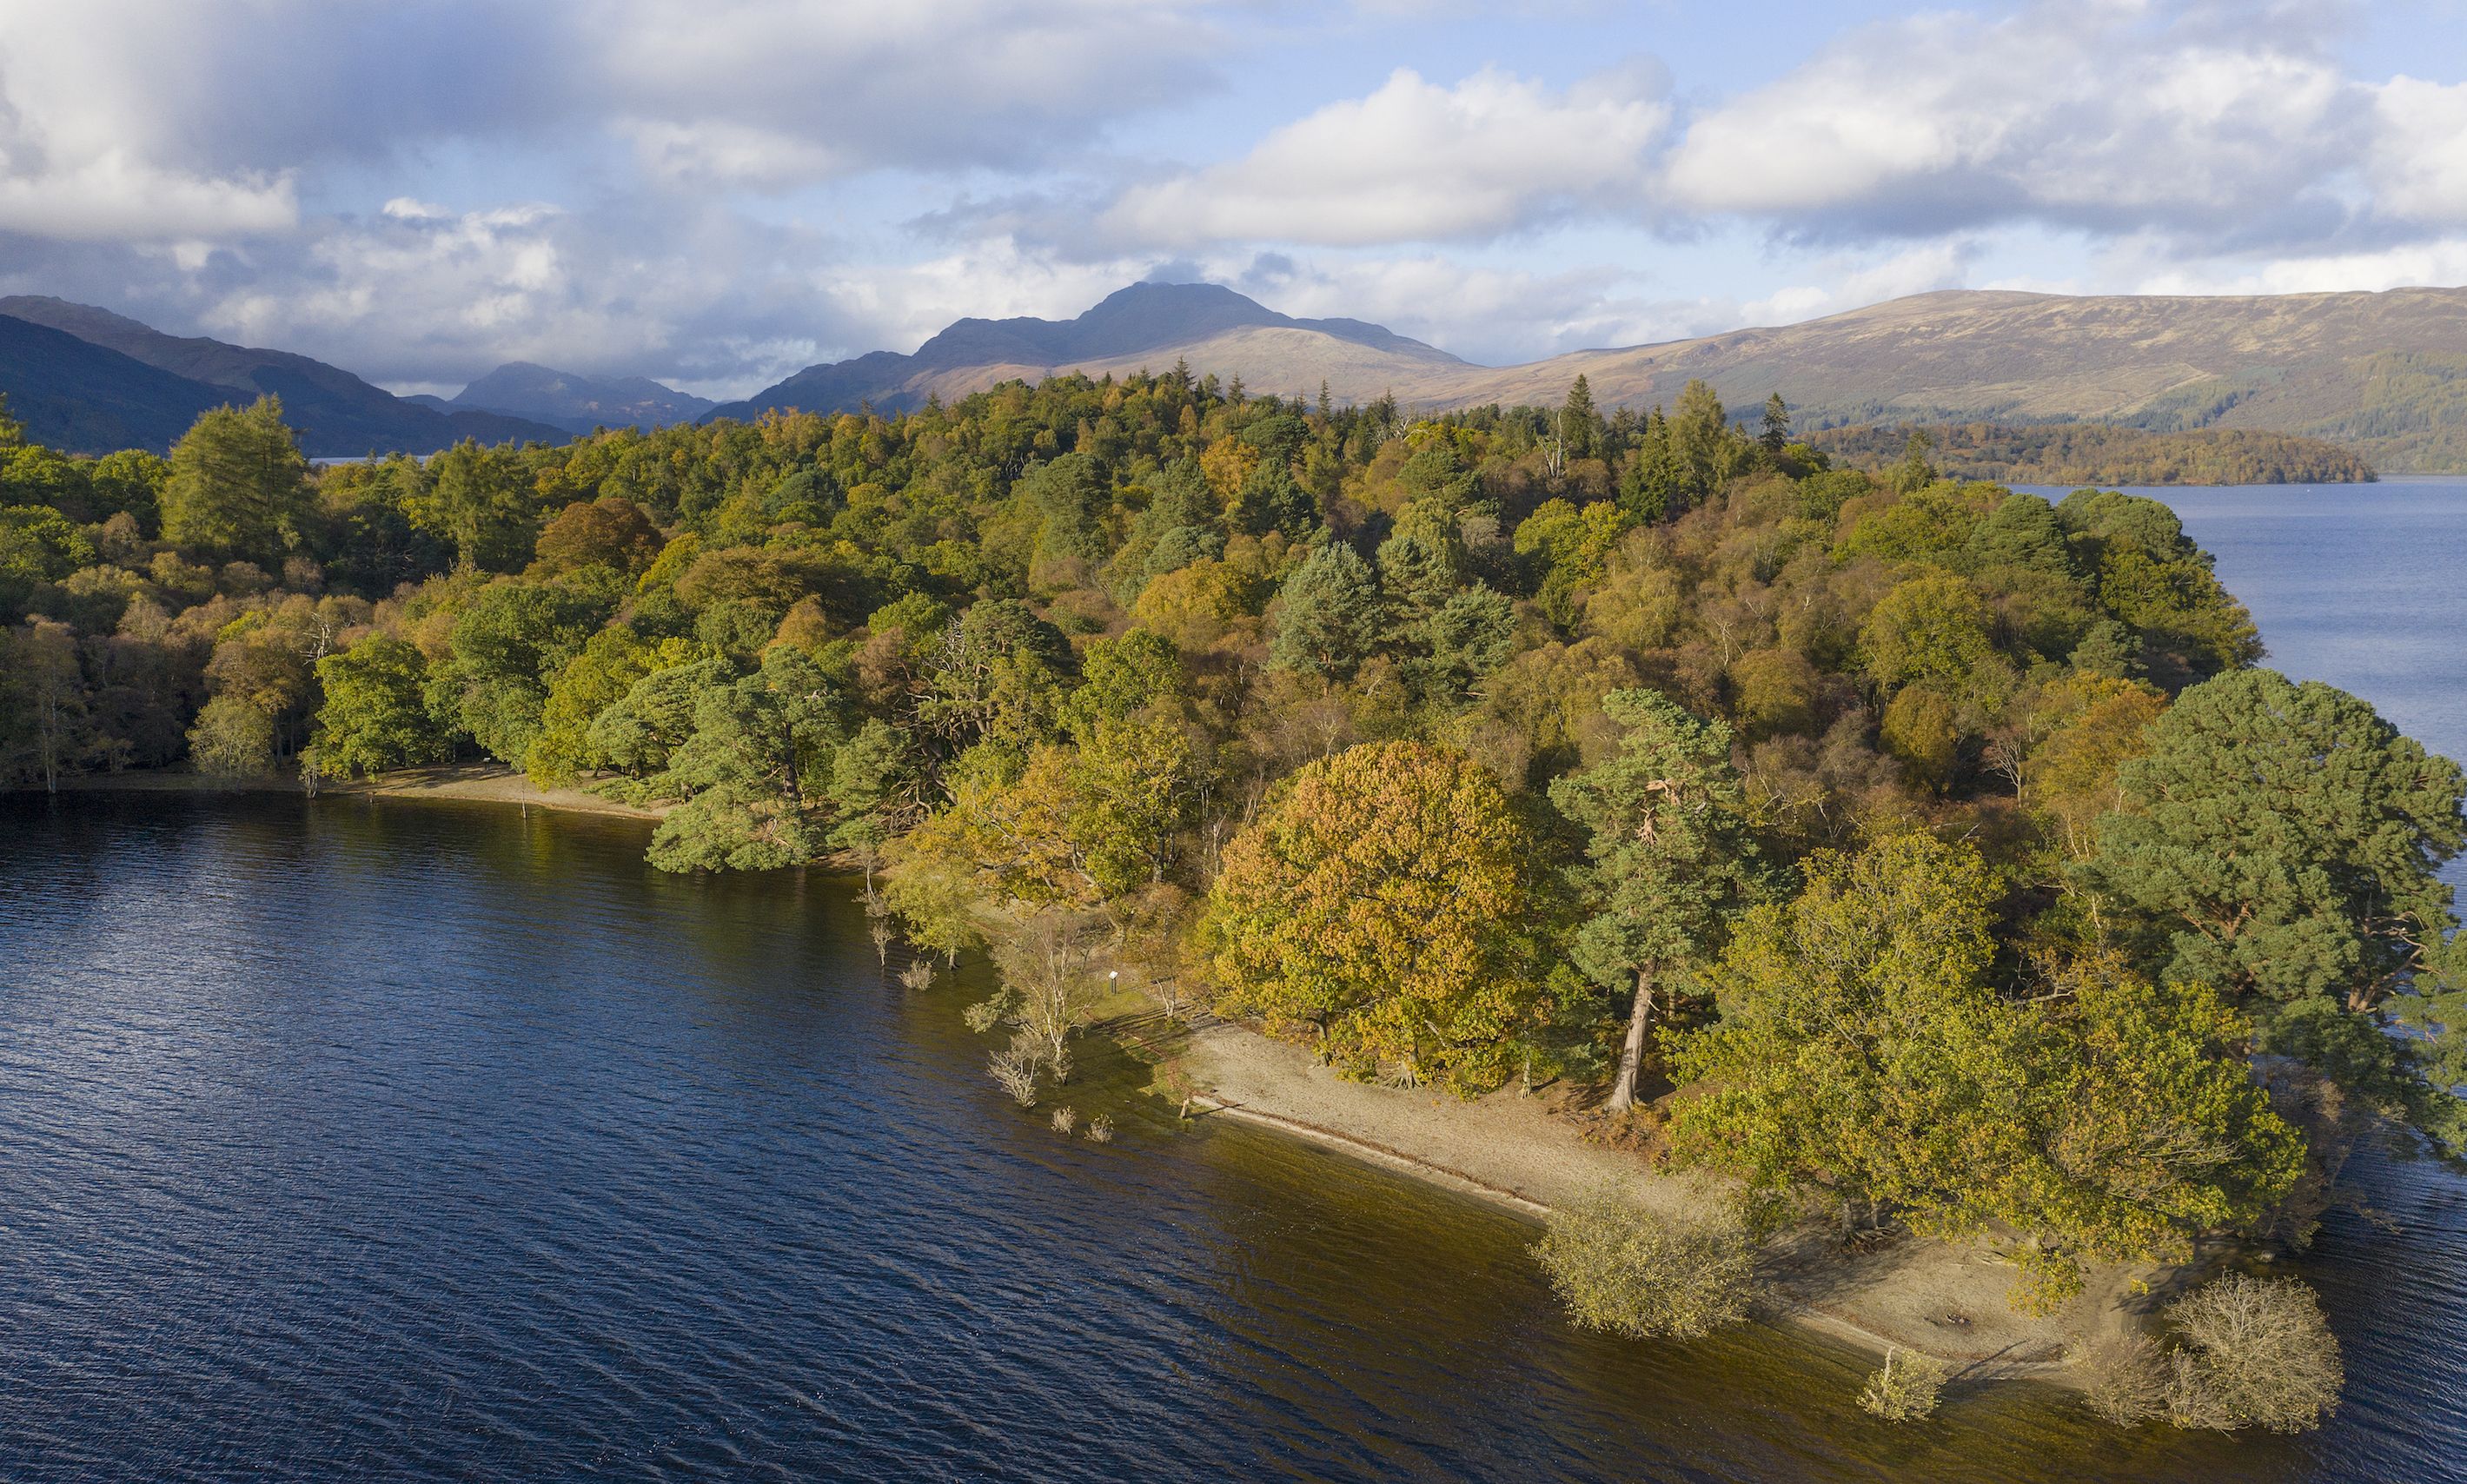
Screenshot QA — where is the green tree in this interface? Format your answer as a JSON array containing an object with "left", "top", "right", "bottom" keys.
[
  {"left": 411, "top": 440, "right": 537, "bottom": 572},
  {"left": 2084, "top": 668, "right": 2467, "bottom": 1143},
  {"left": 1759, "top": 394, "right": 1791, "bottom": 456},
  {"left": 647, "top": 646, "right": 848, "bottom": 872},
  {"left": 1200, "top": 740, "right": 1546, "bottom": 1092},
  {"left": 188, "top": 694, "right": 278, "bottom": 777},
  {"left": 307, "top": 636, "right": 448, "bottom": 778},
  {"left": 1268, "top": 540, "right": 1383, "bottom": 681},
  {"left": 1669, "top": 837, "right": 2301, "bottom": 1301},
  {"left": 1548, "top": 689, "right": 1767, "bottom": 1110},
  {"left": 162, "top": 397, "right": 310, "bottom": 567}
]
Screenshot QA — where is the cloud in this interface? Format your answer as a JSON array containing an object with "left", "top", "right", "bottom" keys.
[
  {"left": 2370, "top": 77, "right": 2467, "bottom": 225},
  {"left": 1661, "top": 1, "right": 2365, "bottom": 244},
  {"left": 594, "top": 0, "right": 1228, "bottom": 189},
  {"left": 1100, "top": 63, "right": 1669, "bottom": 248}
]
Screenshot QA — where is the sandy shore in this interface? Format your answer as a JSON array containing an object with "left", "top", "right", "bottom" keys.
[
  {"left": 40, "top": 764, "right": 668, "bottom": 821},
  {"left": 1180, "top": 1020, "right": 2152, "bottom": 1381}
]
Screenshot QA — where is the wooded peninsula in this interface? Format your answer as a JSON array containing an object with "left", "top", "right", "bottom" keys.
[{"left": 3, "top": 370, "right": 2458, "bottom": 1432}]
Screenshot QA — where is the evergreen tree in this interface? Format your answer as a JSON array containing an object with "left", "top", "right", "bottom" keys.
[
  {"left": 2084, "top": 668, "right": 2467, "bottom": 1145},
  {"left": 1269, "top": 540, "right": 1383, "bottom": 681},
  {"left": 1549, "top": 689, "right": 1767, "bottom": 1110},
  {"left": 1760, "top": 393, "right": 1792, "bottom": 455}
]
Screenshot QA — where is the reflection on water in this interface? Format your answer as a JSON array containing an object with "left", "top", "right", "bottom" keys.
[{"left": 0, "top": 481, "right": 2461, "bottom": 1481}]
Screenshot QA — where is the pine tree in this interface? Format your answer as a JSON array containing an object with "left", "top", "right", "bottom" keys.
[
  {"left": 1549, "top": 689, "right": 1767, "bottom": 1109},
  {"left": 1268, "top": 540, "right": 1383, "bottom": 681},
  {"left": 1760, "top": 393, "right": 1792, "bottom": 455}
]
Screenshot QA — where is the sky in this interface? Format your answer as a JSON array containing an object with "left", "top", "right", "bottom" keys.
[{"left": 3, "top": 0, "right": 2465, "bottom": 400}]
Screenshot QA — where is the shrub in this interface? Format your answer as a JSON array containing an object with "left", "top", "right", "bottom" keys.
[
  {"left": 899, "top": 961, "right": 936, "bottom": 992},
  {"left": 1050, "top": 1106, "right": 1078, "bottom": 1136},
  {"left": 1086, "top": 1114, "right": 1115, "bottom": 1143},
  {"left": 1531, "top": 1189, "right": 1754, "bottom": 1341},
  {"left": 2072, "top": 1336, "right": 2167, "bottom": 1427},
  {"left": 988, "top": 1042, "right": 1040, "bottom": 1108},
  {"left": 1859, "top": 1348, "right": 1947, "bottom": 1422},
  {"left": 2162, "top": 1275, "right": 2343, "bottom": 1433}
]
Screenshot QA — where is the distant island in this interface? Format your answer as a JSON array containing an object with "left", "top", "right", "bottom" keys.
[{"left": 1806, "top": 421, "right": 2377, "bottom": 487}]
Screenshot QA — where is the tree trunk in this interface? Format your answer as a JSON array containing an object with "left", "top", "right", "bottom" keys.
[{"left": 1605, "top": 965, "right": 1655, "bottom": 1111}]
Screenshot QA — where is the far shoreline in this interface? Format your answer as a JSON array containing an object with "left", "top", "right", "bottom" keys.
[{"left": 21, "top": 764, "right": 669, "bottom": 822}]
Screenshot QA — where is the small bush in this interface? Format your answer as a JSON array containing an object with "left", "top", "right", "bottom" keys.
[
  {"left": 2072, "top": 1335, "right": 2167, "bottom": 1427},
  {"left": 2161, "top": 1274, "right": 2342, "bottom": 1433},
  {"left": 988, "top": 1043, "right": 1040, "bottom": 1107},
  {"left": 1086, "top": 1114, "right": 1115, "bottom": 1143},
  {"left": 963, "top": 990, "right": 1017, "bottom": 1035},
  {"left": 1531, "top": 1189, "right": 1755, "bottom": 1341},
  {"left": 1859, "top": 1347, "right": 1947, "bottom": 1422},
  {"left": 899, "top": 961, "right": 936, "bottom": 992},
  {"left": 1051, "top": 1106, "right": 1078, "bottom": 1136}
]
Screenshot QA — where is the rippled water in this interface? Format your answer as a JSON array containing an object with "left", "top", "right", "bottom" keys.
[{"left": 0, "top": 480, "right": 2463, "bottom": 1481}]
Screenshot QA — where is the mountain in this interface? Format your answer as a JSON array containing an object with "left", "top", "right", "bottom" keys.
[
  {"left": 713, "top": 282, "right": 2467, "bottom": 472},
  {"left": 1436, "top": 288, "right": 2467, "bottom": 473},
  {"left": 0, "top": 315, "right": 235, "bottom": 455},
  {"left": 709, "top": 281, "right": 1463, "bottom": 421},
  {"left": 448, "top": 362, "right": 714, "bottom": 434},
  {"left": 0, "top": 296, "right": 567, "bottom": 457}
]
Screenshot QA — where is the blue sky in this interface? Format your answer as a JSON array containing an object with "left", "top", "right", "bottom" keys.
[{"left": 3, "top": 0, "right": 2464, "bottom": 398}]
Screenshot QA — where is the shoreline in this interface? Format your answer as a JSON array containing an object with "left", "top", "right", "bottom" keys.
[
  {"left": 1174, "top": 1021, "right": 2147, "bottom": 1387},
  {"left": 21, "top": 775, "right": 2122, "bottom": 1390},
  {"left": 27, "top": 765, "right": 669, "bottom": 822}
]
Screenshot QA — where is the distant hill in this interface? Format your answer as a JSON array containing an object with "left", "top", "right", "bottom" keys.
[
  {"left": 1430, "top": 288, "right": 2467, "bottom": 474},
  {"left": 710, "top": 281, "right": 1464, "bottom": 421},
  {"left": 448, "top": 362, "right": 713, "bottom": 434},
  {"left": 713, "top": 282, "right": 2467, "bottom": 473},
  {"left": 1805, "top": 422, "right": 2378, "bottom": 487},
  {"left": 0, "top": 296, "right": 567, "bottom": 457},
  {"left": 0, "top": 315, "right": 234, "bottom": 455}
]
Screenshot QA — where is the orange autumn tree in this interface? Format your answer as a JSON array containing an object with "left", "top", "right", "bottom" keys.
[{"left": 1198, "top": 739, "right": 1549, "bottom": 1093}]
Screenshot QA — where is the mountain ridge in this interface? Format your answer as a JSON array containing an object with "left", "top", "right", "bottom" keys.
[
  {"left": 710, "top": 281, "right": 1462, "bottom": 421},
  {"left": 448, "top": 361, "right": 713, "bottom": 434},
  {"left": 712, "top": 281, "right": 2467, "bottom": 472},
  {"left": 0, "top": 295, "right": 567, "bottom": 456}
]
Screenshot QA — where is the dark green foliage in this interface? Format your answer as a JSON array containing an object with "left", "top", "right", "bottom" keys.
[
  {"left": 2083, "top": 668, "right": 2467, "bottom": 1144},
  {"left": 308, "top": 636, "right": 448, "bottom": 778},
  {"left": 1269, "top": 540, "right": 1383, "bottom": 680}
]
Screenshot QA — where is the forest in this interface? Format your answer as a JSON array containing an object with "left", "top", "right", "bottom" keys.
[
  {"left": 1803, "top": 421, "right": 2377, "bottom": 486},
  {"left": 3, "top": 369, "right": 2461, "bottom": 1423}
]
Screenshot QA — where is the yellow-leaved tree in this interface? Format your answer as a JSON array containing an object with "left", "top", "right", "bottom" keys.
[{"left": 1197, "top": 739, "right": 1549, "bottom": 1093}]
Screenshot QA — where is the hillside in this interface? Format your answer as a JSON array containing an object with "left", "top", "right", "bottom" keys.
[
  {"left": 0, "top": 296, "right": 567, "bottom": 457},
  {"left": 1449, "top": 288, "right": 2467, "bottom": 473},
  {"left": 1804, "top": 422, "right": 2378, "bottom": 487},
  {"left": 719, "top": 282, "right": 2467, "bottom": 472},
  {"left": 0, "top": 315, "right": 232, "bottom": 454},
  {"left": 448, "top": 362, "right": 713, "bottom": 434}
]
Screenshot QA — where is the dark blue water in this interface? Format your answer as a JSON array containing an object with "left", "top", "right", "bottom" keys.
[{"left": 1, "top": 480, "right": 2463, "bottom": 1481}]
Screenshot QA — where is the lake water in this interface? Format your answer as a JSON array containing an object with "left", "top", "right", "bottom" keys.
[{"left": 2, "top": 480, "right": 2464, "bottom": 1481}]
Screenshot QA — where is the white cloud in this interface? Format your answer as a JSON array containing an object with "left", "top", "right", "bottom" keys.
[
  {"left": 1101, "top": 63, "right": 1669, "bottom": 248},
  {"left": 596, "top": 0, "right": 1227, "bottom": 189},
  {"left": 1661, "top": 2, "right": 2363, "bottom": 240},
  {"left": 1737, "top": 240, "right": 1981, "bottom": 326},
  {"left": 2370, "top": 76, "right": 2467, "bottom": 225}
]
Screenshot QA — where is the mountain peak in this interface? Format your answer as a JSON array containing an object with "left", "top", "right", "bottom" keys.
[{"left": 717, "top": 281, "right": 1461, "bottom": 421}]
